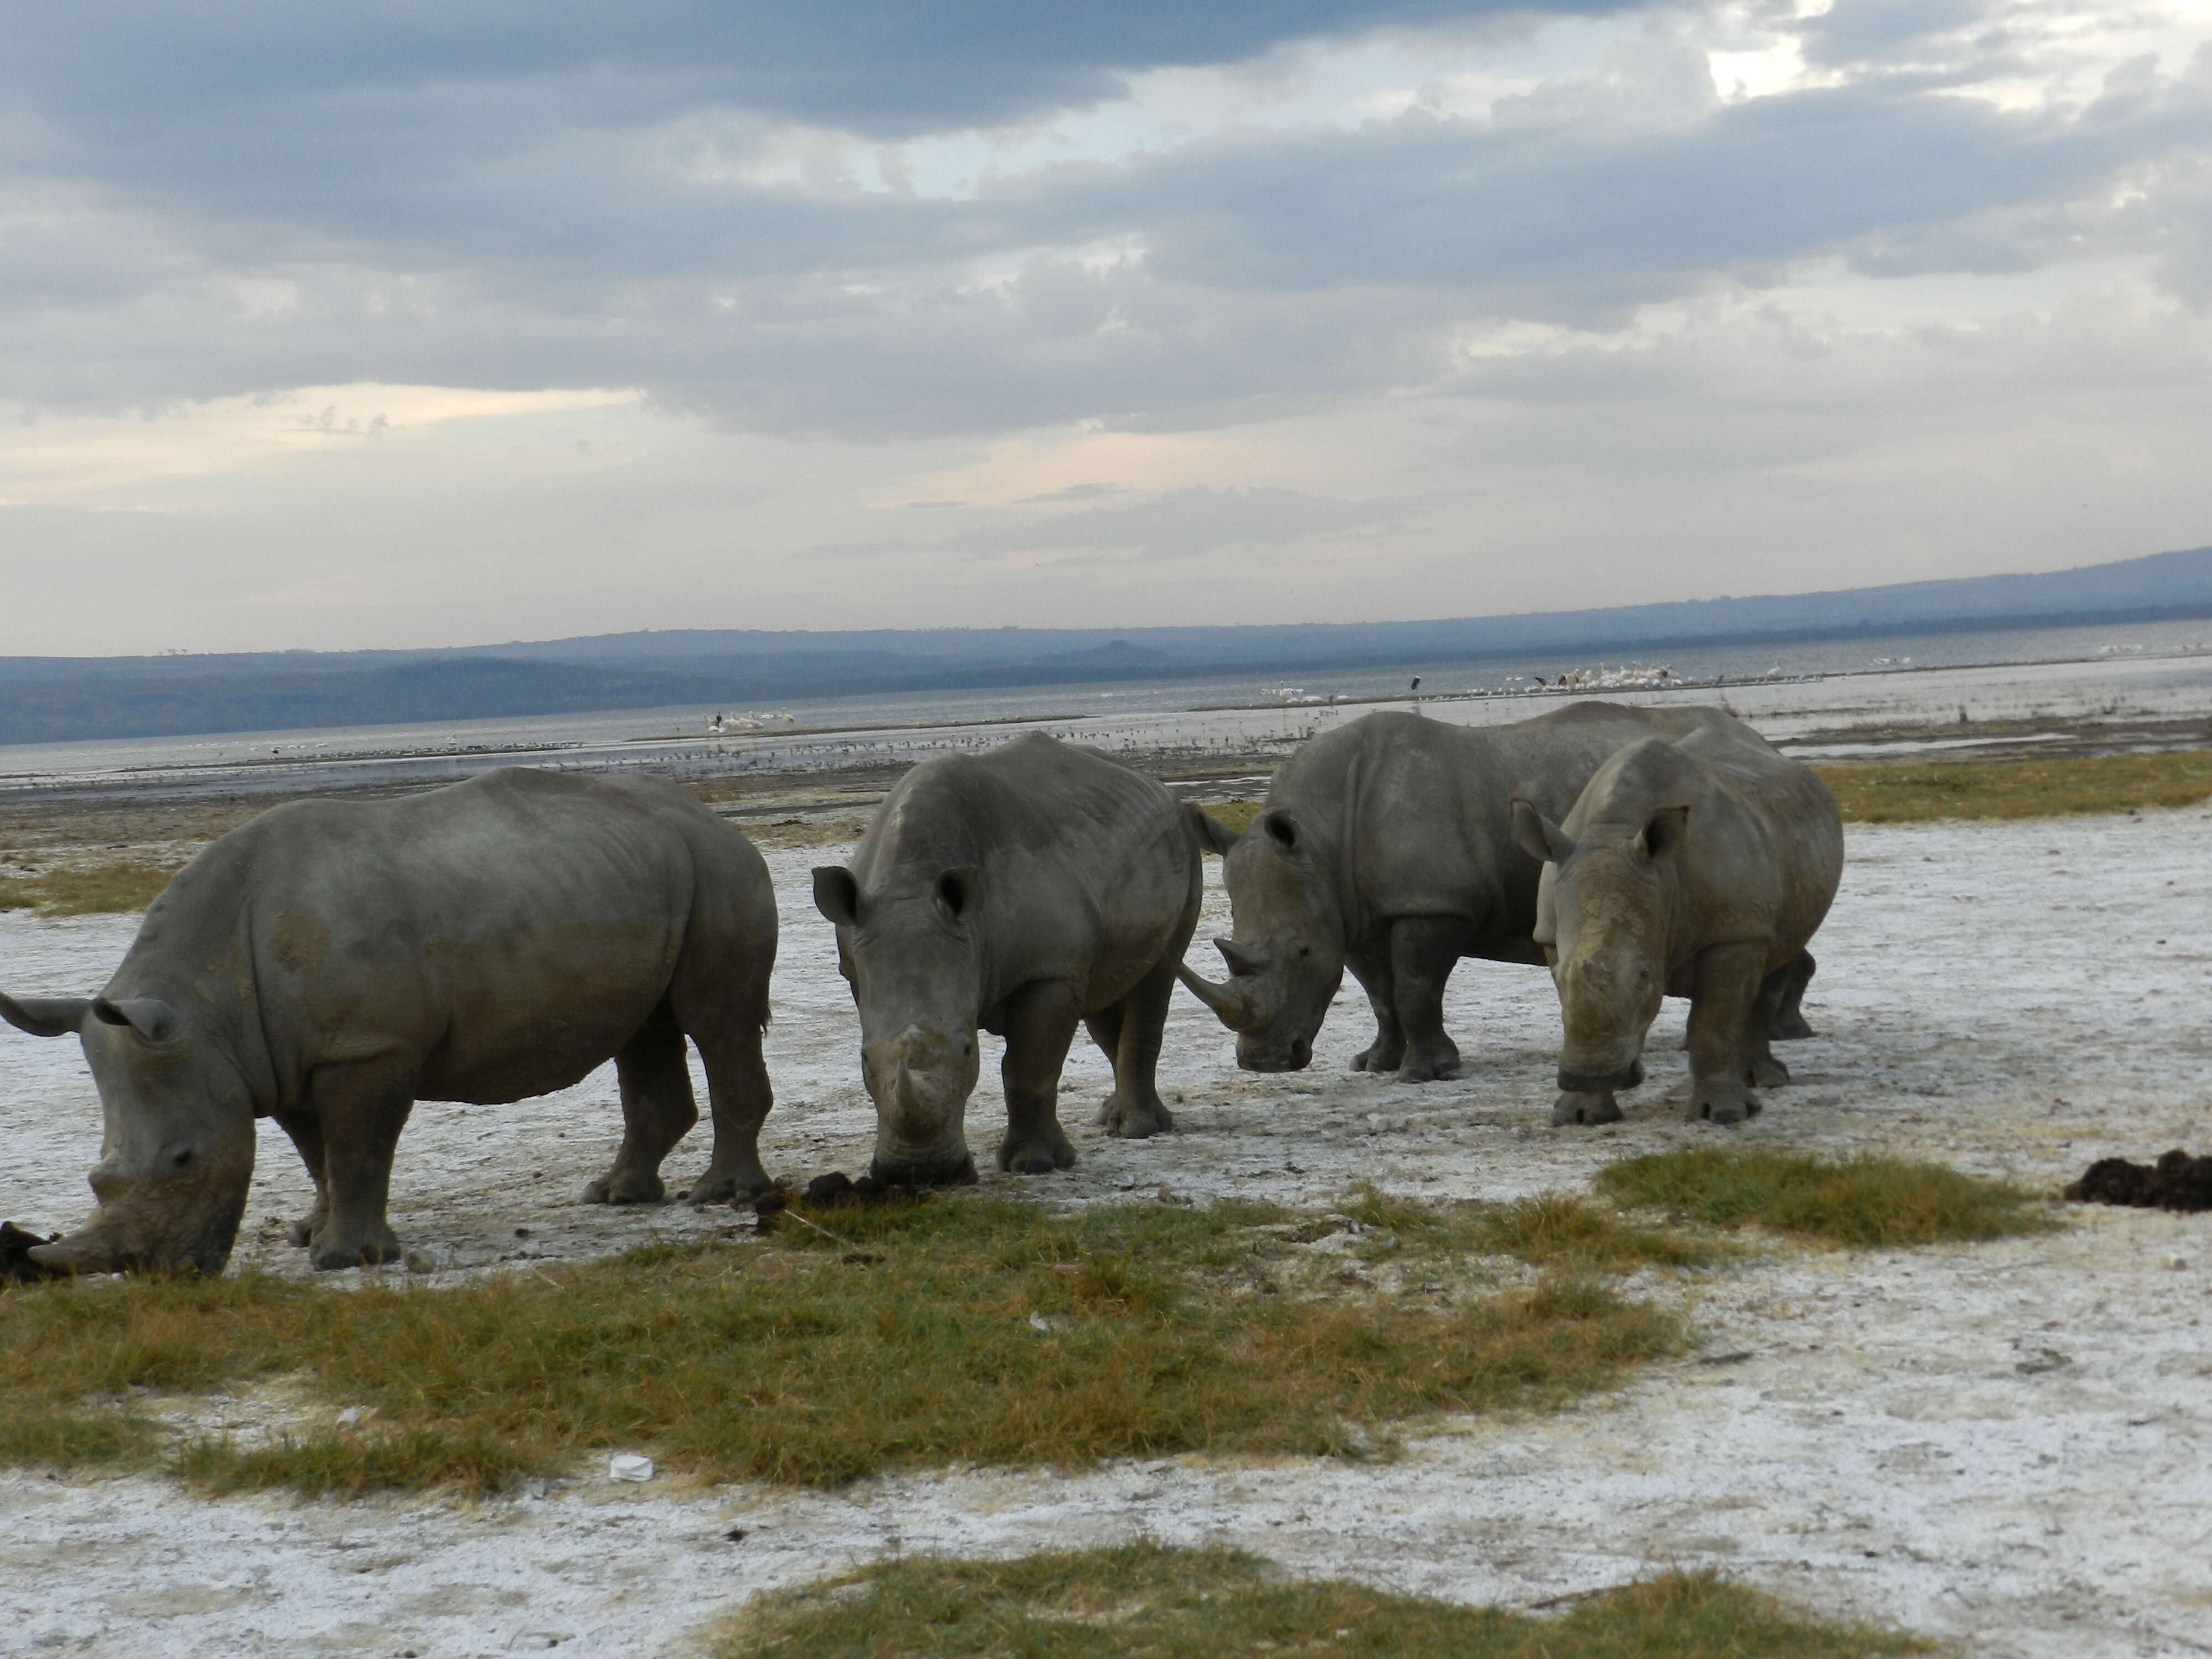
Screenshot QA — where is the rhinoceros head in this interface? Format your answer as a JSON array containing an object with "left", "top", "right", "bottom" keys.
[
  {"left": 1, "top": 991, "right": 256, "bottom": 1276},
  {"left": 1177, "top": 810, "right": 1343, "bottom": 1072},
  {"left": 1512, "top": 797, "right": 1684, "bottom": 1092},
  {"left": 813, "top": 865, "right": 984, "bottom": 1187}
]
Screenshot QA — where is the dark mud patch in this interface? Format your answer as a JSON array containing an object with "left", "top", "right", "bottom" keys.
[
  {"left": 746, "top": 1172, "right": 931, "bottom": 1236},
  {"left": 0, "top": 1220, "right": 65, "bottom": 1283},
  {"left": 2064, "top": 1150, "right": 2212, "bottom": 1213}
]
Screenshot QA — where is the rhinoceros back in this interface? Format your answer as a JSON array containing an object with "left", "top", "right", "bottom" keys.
[{"left": 113, "top": 769, "right": 771, "bottom": 1108}]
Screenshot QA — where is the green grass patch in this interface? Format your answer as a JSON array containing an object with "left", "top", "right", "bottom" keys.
[
  {"left": 1596, "top": 1149, "right": 2056, "bottom": 1247},
  {"left": 1337, "top": 1184, "right": 1720, "bottom": 1272},
  {"left": 0, "top": 860, "right": 180, "bottom": 915},
  {"left": 711, "top": 1542, "right": 1934, "bottom": 1659},
  {"left": 1198, "top": 799, "right": 1264, "bottom": 838},
  {"left": 1812, "top": 748, "right": 2212, "bottom": 825},
  {"left": 2, "top": 1194, "right": 1691, "bottom": 1497}
]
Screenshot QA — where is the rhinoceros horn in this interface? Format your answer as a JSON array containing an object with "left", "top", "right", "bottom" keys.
[
  {"left": 25, "top": 1227, "right": 126, "bottom": 1276},
  {"left": 889, "top": 1056, "right": 935, "bottom": 1138},
  {"left": 1177, "top": 940, "right": 1270, "bottom": 1032}
]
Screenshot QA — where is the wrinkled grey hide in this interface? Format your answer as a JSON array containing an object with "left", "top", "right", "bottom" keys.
[
  {"left": 1514, "top": 723, "right": 1843, "bottom": 1126},
  {"left": 1181, "top": 703, "right": 1808, "bottom": 1083},
  {"left": 0, "top": 770, "right": 777, "bottom": 1274},
  {"left": 812, "top": 732, "right": 1205, "bottom": 1186}
]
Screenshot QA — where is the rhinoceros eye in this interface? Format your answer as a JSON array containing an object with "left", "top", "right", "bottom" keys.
[{"left": 1297, "top": 945, "right": 1311, "bottom": 959}]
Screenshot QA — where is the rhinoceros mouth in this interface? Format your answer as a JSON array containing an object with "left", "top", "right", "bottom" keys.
[
  {"left": 1234, "top": 1036, "right": 1312, "bottom": 1073},
  {"left": 867, "top": 1151, "right": 979, "bottom": 1189},
  {"left": 1558, "top": 1058, "right": 1645, "bottom": 1092}
]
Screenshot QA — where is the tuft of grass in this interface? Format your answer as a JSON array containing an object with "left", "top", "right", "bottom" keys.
[
  {"left": 1, "top": 1196, "right": 1689, "bottom": 1496},
  {"left": 1476, "top": 1192, "right": 1724, "bottom": 1271},
  {"left": 1336, "top": 1184, "right": 1718, "bottom": 1272},
  {"left": 1596, "top": 1149, "right": 2056, "bottom": 1247},
  {"left": 711, "top": 1542, "right": 1935, "bottom": 1659},
  {"left": 1811, "top": 748, "right": 2212, "bottom": 825},
  {"left": 1198, "top": 799, "right": 1264, "bottom": 838},
  {"left": 0, "top": 860, "right": 180, "bottom": 915}
]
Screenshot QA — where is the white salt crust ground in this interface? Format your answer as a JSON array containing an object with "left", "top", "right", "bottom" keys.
[{"left": 4, "top": 808, "right": 2212, "bottom": 1658}]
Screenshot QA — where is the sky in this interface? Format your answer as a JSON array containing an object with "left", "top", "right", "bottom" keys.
[{"left": 2, "top": 0, "right": 2210, "bottom": 656}]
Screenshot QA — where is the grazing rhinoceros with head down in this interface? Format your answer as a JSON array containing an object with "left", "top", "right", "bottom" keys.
[
  {"left": 811, "top": 732, "right": 1206, "bottom": 1186},
  {"left": 0, "top": 769, "right": 778, "bottom": 1274},
  {"left": 1511, "top": 721, "right": 1842, "bottom": 1125},
  {"left": 1178, "top": 703, "right": 1807, "bottom": 1082}
]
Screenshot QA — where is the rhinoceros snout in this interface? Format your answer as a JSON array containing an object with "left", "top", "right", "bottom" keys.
[
  {"left": 868, "top": 1150, "right": 978, "bottom": 1189},
  {"left": 1234, "top": 1034, "right": 1311, "bottom": 1073}
]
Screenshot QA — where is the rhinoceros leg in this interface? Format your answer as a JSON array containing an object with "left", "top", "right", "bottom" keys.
[
  {"left": 585, "top": 1003, "right": 697, "bottom": 1206},
  {"left": 1094, "top": 958, "right": 1179, "bottom": 1140},
  {"left": 998, "top": 979, "right": 1080, "bottom": 1175},
  {"left": 1767, "top": 951, "right": 1817, "bottom": 1041},
  {"left": 1389, "top": 917, "right": 1468, "bottom": 1084},
  {"left": 1684, "top": 943, "right": 1766, "bottom": 1126},
  {"left": 305, "top": 1056, "right": 415, "bottom": 1270},
  {"left": 687, "top": 1024, "right": 775, "bottom": 1205},
  {"left": 272, "top": 1107, "right": 330, "bottom": 1249},
  {"left": 1744, "top": 963, "right": 1796, "bottom": 1091},
  {"left": 1345, "top": 948, "right": 1405, "bottom": 1073}
]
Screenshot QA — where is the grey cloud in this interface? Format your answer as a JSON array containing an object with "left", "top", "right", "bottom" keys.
[
  {"left": 815, "top": 486, "right": 1432, "bottom": 562},
  {"left": 1, "top": 2, "right": 2206, "bottom": 443}
]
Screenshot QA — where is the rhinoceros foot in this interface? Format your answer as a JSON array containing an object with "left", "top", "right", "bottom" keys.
[
  {"left": 1551, "top": 1089, "right": 1624, "bottom": 1126},
  {"left": 582, "top": 1170, "right": 666, "bottom": 1206},
  {"left": 1689, "top": 1087, "right": 1762, "bottom": 1126},
  {"left": 1351, "top": 1039, "right": 1405, "bottom": 1074},
  {"left": 1770, "top": 1010, "right": 1815, "bottom": 1041},
  {"left": 1395, "top": 1048, "right": 1462, "bottom": 1085},
  {"left": 687, "top": 1165, "right": 776, "bottom": 1206},
  {"left": 999, "top": 1125, "right": 1077, "bottom": 1175},
  {"left": 309, "top": 1222, "right": 403, "bottom": 1272},
  {"left": 1099, "top": 1092, "right": 1175, "bottom": 1139},
  {"left": 285, "top": 1199, "right": 328, "bottom": 1250},
  {"left": 1746, "top": 1052, "right": 1790, "bottom": 1089}
]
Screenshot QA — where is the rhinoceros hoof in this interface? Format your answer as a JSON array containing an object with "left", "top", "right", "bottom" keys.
[
  {"left": 1747, "top": 1055, "right": 1790, "bottom": 1088},
  {"left": 1551, "top": 1090, "right": 1624, "bottom": 1126},
  {"left": 583, "top": 1172, "right": 666, "bottom": 1206},
  {"left": 285, "top": 1213, "right": 325, "bottom": 1250},
  {"left": 1396, "top": 1055, "right": 1460, "bottom": 1084},
  {"left": 999, "top": 1132, "right": 1077, "bottom": 1175},
  {"left": 688, "top": 1168, "right": 774, "bottom": 1206},
  {"left": 1099, "top": 1096, "right": 1175, "bottom": 1139},
  {"left": 310, "top": 1230, "right": 401, "bottom": 1271},
  {"left": 1351, "top": 1045, "right": 1404, "bottom": 1073},
  {"left": 1692, "top": 1093, "right": 1762, "bottom": 1125}
]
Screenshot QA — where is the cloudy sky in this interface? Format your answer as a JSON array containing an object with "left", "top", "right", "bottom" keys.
[{"left": 3, "top": 0, "right": 2209, "bottom": 655}]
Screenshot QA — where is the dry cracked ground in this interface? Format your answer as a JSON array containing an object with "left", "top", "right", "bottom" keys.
[{"left": 3, "top": 805, "right": 2210, "bottom": 1658}]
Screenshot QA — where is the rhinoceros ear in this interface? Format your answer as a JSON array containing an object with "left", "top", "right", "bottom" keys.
[
  {"left": 812, "top": 866, "right": 862, "bottom": 927},
  {"left": 1510, "top": 797, "right": 1575, "bottom": 865},
  {"left": 1187, "top": 805, "right": 1239, "bottom": 857},
  {"left": 1260, "top": 811, "right": 1301, "bottom": 854},
  {"left": 1638, "top": 805, "right": 1690, "bottom": 860},
  {"left": 92, "top": 997, "right": 184, "bottom": 1044},
  {"left": 933, "top": 865, "right": 980, "bottom": 924},
  {"left": 0, "top": 993, "right": 93, "bottom": 1038}
]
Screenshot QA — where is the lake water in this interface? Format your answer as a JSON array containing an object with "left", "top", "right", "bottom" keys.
[{"left": 3, "top": 613, "right": 2209, "bottom": 797}]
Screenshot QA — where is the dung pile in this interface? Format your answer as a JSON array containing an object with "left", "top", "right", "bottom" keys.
[
  {"left": 2064, "top": 1150, "right": 2212, "bottom": 1213},
  {"left": 0, "top": 1220, "right": 64, "bottom": 1283}
]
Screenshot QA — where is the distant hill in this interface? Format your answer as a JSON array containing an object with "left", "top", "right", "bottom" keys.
[{"left": 2, "top": 545, "right": 2207, "bottom": 745}]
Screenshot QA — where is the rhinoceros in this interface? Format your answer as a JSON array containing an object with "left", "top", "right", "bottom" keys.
[
  {"left": 1511, "top": 722, "right": 1842, "bottom": 1125},
  {"left": 811, "top": 732, "right": 1206, "bottom": 1186},
  {"left": 1177, "top": 703, "right": 1811, "bottom": 1081},
  {"left": 0, "top": 769, "right": 778, "bottom": 1274}
]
